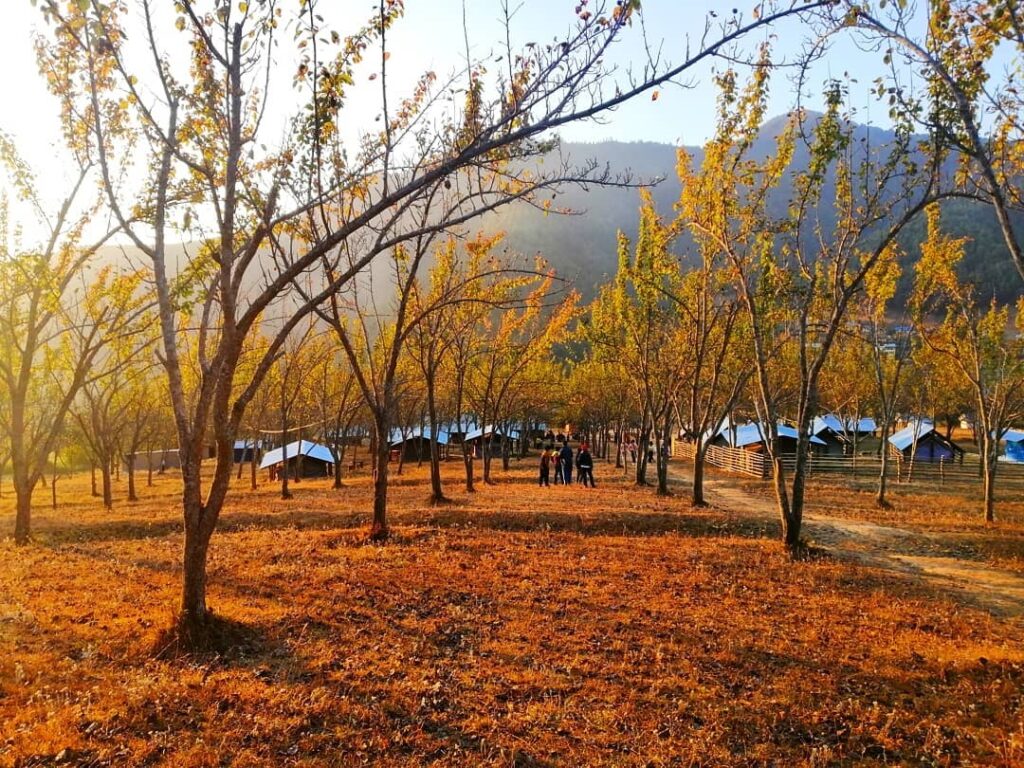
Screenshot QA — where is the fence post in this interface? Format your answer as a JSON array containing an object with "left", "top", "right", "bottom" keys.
[{"left": 939, "top": 456, "right": 945, "bottom": 486}]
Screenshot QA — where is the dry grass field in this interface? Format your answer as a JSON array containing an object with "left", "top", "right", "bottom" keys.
[{"left": 2, "top": 460, "right": 1024, "bottom": 766}]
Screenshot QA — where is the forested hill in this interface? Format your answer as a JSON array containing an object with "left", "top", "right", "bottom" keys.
[{"left": 487, "top": 130, "right": 1024, "bottom": 305}]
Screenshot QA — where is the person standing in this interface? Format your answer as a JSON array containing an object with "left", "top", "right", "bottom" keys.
[
  {"left": 576, "top": 443, "right": 595, "bottom": 488},
  {"left": 559, "top": 441, "right": 574, "bottom": 485},
  {"left": 552, "top": 445, "right": 563, "bottom": 485},
  {"left": 539, "top": 446, "right": 552, "bottom": 487}
]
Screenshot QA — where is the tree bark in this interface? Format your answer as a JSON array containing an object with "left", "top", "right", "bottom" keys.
[
  {"left": 101, "top": 458, "right": 113, "bottom": 510},
  {"left": 370, "top": 428, "right": 390, "bottom": 541},
  {"left": 14, "top": 482, "right": 31, "bottom": 545},
  {"left": 691, "top": 443, "right": 706, "bottom": 506},
  {"left": 127, "top": 456, "right": 138, "bottom": 502}
]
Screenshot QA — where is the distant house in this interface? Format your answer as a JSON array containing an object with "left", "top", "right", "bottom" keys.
[
  {"left": 233, "top": 439, "right": 258, "bottom": 464},
  {"left": 259, "top": 440, "right": 334, "bottom": 478},
  {"left": 465, "top": 424, "right": 519, "bottom": 457},
  {"left": 888, "top": 421, "right": 964, "bottom": 464},
  {"left": 389, "top": 427, "right": 450, "bottom": 462},
  {"left": 709, "top": 421, "right": 826, "bottom": 455},
  {"left": 811, "top": 414, "right": 877, "bottom": 455},
  {"left": 999, "top": 429, "right": 1024, "bottom": 463}
]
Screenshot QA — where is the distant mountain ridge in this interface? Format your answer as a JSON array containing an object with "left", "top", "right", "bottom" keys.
[{"left": 490, "top": 123, "right": 1023, "bottom": 304}]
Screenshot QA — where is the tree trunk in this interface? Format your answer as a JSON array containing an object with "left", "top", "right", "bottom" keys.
[
  {"left": 876, "top": 420, "right": 892, "bottom": 508},
  {"left": 462, "top": 442, "right": 475, "bottom": 493},
  {"left": 127, "top": 456, "right": 138, "bottom": 502},
  {"left": 370, "top": 430, "right": 390, "bottom": 541},
  {"left": 691, "top": 443, "right": 706, "bottom": 507},
  {"left": 772, "top": 457, "right": 799, "bottom": 547},
  {"left": 250, "top": 440, "right": 258, "bottom": 490},
  {"left": 91, "top": 461, "right": 99, "bottom": 497},
  {"left": 181, "top": 498, "right": 212, "bottom": 625},
  {"left": 101, "top": 458, "right": 113, "bottom": 510},
  {"left": 982, "top": 434, "right": 997, "bottom": 523},
  {"left": 426, "top": 393, "right": 445, "bottom": 503},
  {"left": 482, "top": 436, "right": 494, "bottom": 484},
  {"left": 13, "top": 480, "right": 31, "bottom": 545},
  {"left": 147, "top": 448, "right": 154, "bottom": 487}
]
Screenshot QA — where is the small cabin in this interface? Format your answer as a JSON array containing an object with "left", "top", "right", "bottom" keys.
[
  {"left": 887, "top": 421, "right": 964, "bottom": 464},
  {"left": 259, "top": 440, "right": 335, "bottom": 479},
  {"left": 999, "top": 429, "right": 1024, "bottom": 463},
  {"left": 465, "top": 424, "right": 519, "bottom": 457},
  {"left": 389, "top": 428, "right": 450, "bottom": 462},
  {"left": 709, "top": 421, "right": 826, "bottom": 455}
]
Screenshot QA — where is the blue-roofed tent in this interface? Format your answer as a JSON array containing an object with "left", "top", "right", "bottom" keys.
[
  {"left": 710, "top": 421, "right": 826, "bottom": 454},
  {"left": 465, "top": 424, "right": 520, "bottom": 457},
  {"left": 389, "top": 427, "right": 451, "bottom": 461},
  {"left": 888, "top": 421, "right": 964, "bottom": 463},
  {"left": 233, "top": 439, "right": 258, "bottom": 463},
  {"left": 259, "top": 440, "right": 335, "bottom": 477},
  {"left": 999, "top": 429, "right": 1024, "bottom": 463}
]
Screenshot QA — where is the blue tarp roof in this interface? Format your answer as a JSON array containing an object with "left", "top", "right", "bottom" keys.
[
  {"left": 715, "top": 421, "right": 825, "bottom": 448},
  {"left": 465, "top": 424, "right": 520, "bottom": 442},
  {"left": 888, "top": 420, "right": 943, "bottom": 451},
  {"left": 259, "top": 440, "right": 334, "bottom": 469},
  {"left": 812, "top": 414, "right": 877, "bottom": 435},
  {"left": 389, "top": 427, "right": 450, "bottom": 446},
  {"left": 999, "top": 429, "right": 1024, "bottom": 444}
]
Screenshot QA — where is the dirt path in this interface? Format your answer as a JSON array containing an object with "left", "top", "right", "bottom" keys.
[{"left": 696, "top": 473, "right": 1024, "bottom": 619}]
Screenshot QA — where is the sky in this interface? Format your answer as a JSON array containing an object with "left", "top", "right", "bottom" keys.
[{"left": 0, "top": 0, "right": 915, "bottom": 245}]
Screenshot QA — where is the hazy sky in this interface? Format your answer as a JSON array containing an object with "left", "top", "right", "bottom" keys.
[{"left": 0, "top": 0, "right": 909, "bottom": 242}]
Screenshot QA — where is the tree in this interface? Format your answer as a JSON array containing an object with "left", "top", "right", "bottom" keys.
[
  {"left": 469, "top": 272, "right": 577, "bottom": 485},
  {"left": 685, "top": 57, "right": 940, "bottom": 546},
  {"left": 856, "top": 244, "right": 913, "bottom": 507},
  {"left": 589, "top": 195, "right": 688, "bottom": 495},
  {"left": 406, "top": 234, "right": 511, "bottom": 503},
  {"left": 911, "top": 204, "right": 1024, "bottom": 521},
  {"left": 843, "top": 0, "right": 1024, "bottom": 280}
]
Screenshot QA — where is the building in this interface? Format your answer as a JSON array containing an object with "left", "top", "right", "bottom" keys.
[
  {"left": 259, "top": 440, "right": 335, "bottom": 479},
  {"left": 810, "top": 414, "right": 877, "bottom": 456},
  {"left": 999, "top": 429, "right": 1024, "bottom": 463},
  {"left": 709, "top": 421, "right": 827, "bottom": 454},
  {"left": 465, "top": 424, "right": 519, "bottom": 457},
  {"left": 887, "top": 421, "right": 964, "bottom": 464},
  {"left": 389, "top": 428, "right": 450, "bottom": 462}
]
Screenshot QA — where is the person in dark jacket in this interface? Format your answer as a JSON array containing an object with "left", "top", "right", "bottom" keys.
[
  {"left": 576, "top": 443, "right": 595, "bottom": 488},
  {"left": 559, "top": 441, "right": 574, "bottom": 485},
  {"left": 539, "top": 446, "right": 553, "bottom": 486}
]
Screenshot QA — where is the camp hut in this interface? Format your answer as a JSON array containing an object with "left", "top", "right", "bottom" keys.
[
  {"left": 439, "top": 417, "right": 478, "bottom": 448},
  {"left": 999, "top": 429, "right": 1024, "bottom": 463},
  {"left": 259, "top": 439, "right": 335, "bottom": 479},
  {"left": 887, "top": 421, "right": 964, "bottom": 464},
  {"left": 811, "top": 415, "right": 850, "bottom": 456},
  {"left": 465, "top": 424, "right": 519, "bottom": 457},
  {"left": 389, "top": 428, "right": 450, "bottom": 462},
  {"left": 233, "top": 439, "right": 258, "bottom": 464},
  {"left": 709, "top": 421, "right": 826, "bottom": 455}
]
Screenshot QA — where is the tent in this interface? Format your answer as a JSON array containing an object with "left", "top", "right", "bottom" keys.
[
  {"left": 259, "top": 440, "right": 335, "bottom": 478},
  {"left": 465, "top": 424, "right": 520, "bottom": 457},
  {"left": 233, "top": 439, "right": 258, "bottom": 463},
  {"left": 999, "top": 429, "right": 1024, "bottom": 463},
  {"left": 389, "top": 427, "right": 450, "bottom": 461},
  {"left": 709, "top": 421, "right": 826, "bottom": 454},
  {"left": 888, "top": 421, "right": 964, "bottom": 464}
]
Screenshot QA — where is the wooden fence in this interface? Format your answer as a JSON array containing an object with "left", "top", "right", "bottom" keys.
[{"left": 672, "top": 440, "right": 1024, "bottom": 487}]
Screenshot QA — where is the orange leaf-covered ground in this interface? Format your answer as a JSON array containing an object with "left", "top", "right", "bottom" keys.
[{"left": 1, "top": 462, "right": 1022, "bottom": 766}]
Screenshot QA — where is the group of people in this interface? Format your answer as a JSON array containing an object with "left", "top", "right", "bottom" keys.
[{"left": 539, "top": 441, "right": 596, "bottom": 488}]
